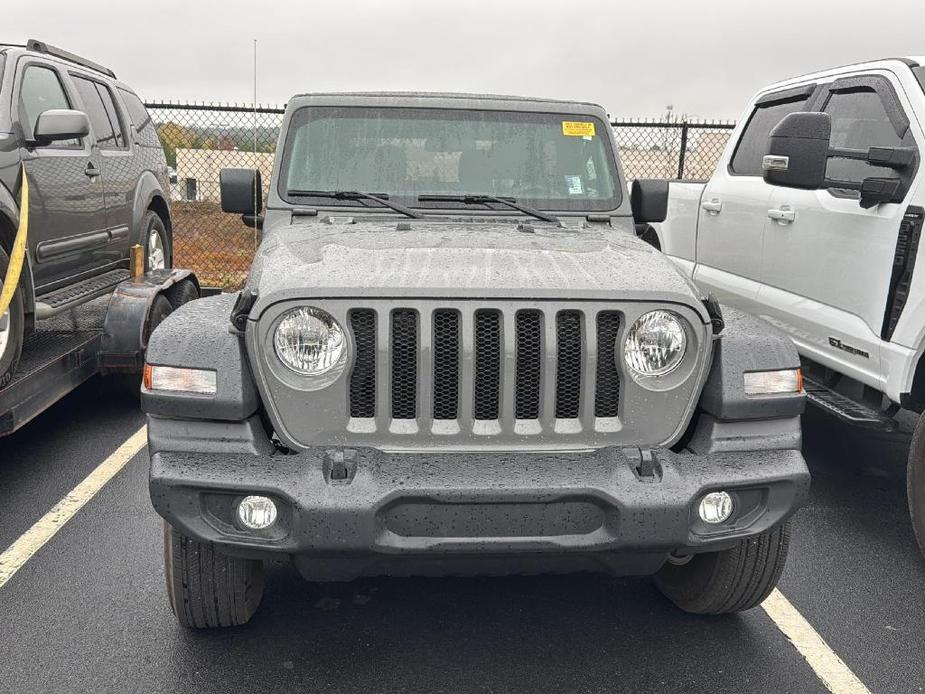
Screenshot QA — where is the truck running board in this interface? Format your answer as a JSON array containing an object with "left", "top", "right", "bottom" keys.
[
  {"left": 35, "top": 269, "right": 132, "bottom": 319},
  {"left": 803, "top": 376, "right": 898, "bottom": 431}
]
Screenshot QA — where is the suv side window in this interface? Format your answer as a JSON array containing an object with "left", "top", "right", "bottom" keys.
[
  {"left": 19, "top": 64, "right": 80, "bottom": 148},
  {"left": 117, "top": 88, "right": 159, "bottom": 146},
  {"left": 73, "top": 75, "right": 126, "bottom": 151},
  {"left": 823, "top": 88, "right": 904, "bottom": 186},
  {"left": 730, "top": 94, "right": 811, "bottom": 176}
]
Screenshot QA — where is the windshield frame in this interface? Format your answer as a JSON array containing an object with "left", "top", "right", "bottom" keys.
[{"left": 276, "top": 105, "right": 623, "bottom": 213}]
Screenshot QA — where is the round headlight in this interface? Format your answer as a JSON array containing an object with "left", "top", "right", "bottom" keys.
[
  {"left": 623, "top": 310, "right": 687, "bottom": 379},
  {"left": 273, "top": 307, "right": 346, "bottom": 375}
]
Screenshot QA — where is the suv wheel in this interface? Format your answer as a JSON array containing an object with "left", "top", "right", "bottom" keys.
[
  {"left": 143, "top": 211, "right": 172, "bottom": 271},
  {"left": 653, "top": 522, "right": 790, "bottom": 614},
  {"left": 163, "top": 522, "right": 265, "bottom": 628},
  {"left": 0, "top": 247, "right": 24, "bottom": 389}
]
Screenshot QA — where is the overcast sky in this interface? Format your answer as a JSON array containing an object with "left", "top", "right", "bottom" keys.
[{"left": 6, "top": 0, "right": 925, "bottom": 120}]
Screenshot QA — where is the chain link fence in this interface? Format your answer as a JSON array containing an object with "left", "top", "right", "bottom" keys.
[{"left": 146, "top": 102, "right": 735, "bottom": 289}]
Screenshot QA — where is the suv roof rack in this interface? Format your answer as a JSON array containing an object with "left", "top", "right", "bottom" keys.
[{"left": 26, "top": 39, "right": 116, "bottom": 79}]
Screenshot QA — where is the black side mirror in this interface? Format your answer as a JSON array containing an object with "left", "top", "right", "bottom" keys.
[
  {"left": 32, "top": 109, "right": 90, "bottom": 146},
  {"left": 762, "top": 112, "right": 831, "bottom": 190},
  {"left": 220, "top": 168, "right": 262, "bottom": 220},
  {"left": 630, "top": 179, "right": 669, "bottom": 223}
]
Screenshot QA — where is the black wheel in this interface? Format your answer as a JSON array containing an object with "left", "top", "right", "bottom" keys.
[
  {"left": 163, "top": 522, "right": 264, "bottom": 629},
  {"left": 907, "top": 412, "right": 925, "bottom": 556},
  {"left": 0, "top": 247, "right": 25, "bottom": 390},
  {"left": 163, "top": 279, "right": 199, "bottom": 310},
  {"left": 144, "top": 294, "right": 174, "bottom": 344},
  {"left": 654, "top": 522, "right": 791, "bottom": 614},
  {"left": 637, "top": 224, "right": 661, "bottom": 250},
  {"left": 142, "top": 211, "right": 172, "bottom": 271}
]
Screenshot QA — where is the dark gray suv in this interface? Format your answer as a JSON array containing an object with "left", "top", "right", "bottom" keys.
[{"left": 0, "top": 40, "right": 172, "bottom": 387}]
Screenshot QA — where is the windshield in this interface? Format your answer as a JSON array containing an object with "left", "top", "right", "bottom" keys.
[{"left": 279, "top": 106, "right": 621, "bottom": 212}]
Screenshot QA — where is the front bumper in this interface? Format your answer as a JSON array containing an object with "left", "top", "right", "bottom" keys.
[{"left": 149, "top": 417, "right": 809, "bottom": 581}]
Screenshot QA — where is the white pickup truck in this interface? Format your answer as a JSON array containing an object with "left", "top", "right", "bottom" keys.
[{"left": 633, "top": 56, "right": 925, "bottom": 554}]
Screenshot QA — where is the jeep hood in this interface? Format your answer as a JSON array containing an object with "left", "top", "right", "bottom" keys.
[{"left": 245, "top": 220, "right": 708, "bottom": 320}]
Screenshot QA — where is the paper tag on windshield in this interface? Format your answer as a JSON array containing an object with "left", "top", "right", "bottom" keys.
[
  {"left": 565, "top": 175, "right": 584, "bottom": 195},
  {"left": 562, "top": 121, "right": 595, "bottom": 137}
]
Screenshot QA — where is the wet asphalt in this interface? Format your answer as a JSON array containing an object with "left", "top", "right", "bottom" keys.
[{"left": 0, "top": 379, "right": 922, "bottom": 694}]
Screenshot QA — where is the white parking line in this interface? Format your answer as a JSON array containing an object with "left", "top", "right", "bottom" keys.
[
  {"left": 762, "top": 588, "right": 871, "bottom": 694},
  {"left": 0, "top": 425, "right": 147, "bottom": 590}
]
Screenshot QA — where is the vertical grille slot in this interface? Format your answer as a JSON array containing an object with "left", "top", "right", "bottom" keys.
[
  {"left": 555, "top": 311, "right": 583, "bottom": 418},
  {"left": 391, "top": 309, "right": 418, "bottom": 419},
  {"left": 515, "top": 310, "right": 542, "bottom": 419},
  {"left": 594, "top": 312, "right": 621, "bottom": 417},
  {"left": 433, "top": 310, "right": 460, "bottom": 419},
  {"left": 473, "top": 310, "right": 502, "bottom": 420},
  {"left": 349, "top": 310, "right": 376, "bottom": 418}
]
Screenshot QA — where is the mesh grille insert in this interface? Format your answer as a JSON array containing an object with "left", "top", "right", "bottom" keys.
[
  {"left": 473, "top": 310, "right": 502, "bottom": 420},
  {"left": 515, "top": 311, "right": 542, "bottom": 419},
  {"left": 594, "top": 312, "right": 621, "bottom": 418},
  {"left": 555, "top": 311, "right": 583, "bottom": 418},
  {"left": 433, "top": 310, "right": 460, "bottom": 419},
  {"left": 348, "top": 310, "right": 376, "bottom": 418},
  {"left": 391, "top": 309, "right": 418, "bottom": 419}
]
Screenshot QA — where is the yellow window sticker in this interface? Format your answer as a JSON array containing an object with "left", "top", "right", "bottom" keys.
[{"left": 562, "top": 121, "right": 595, "bottom": 137}]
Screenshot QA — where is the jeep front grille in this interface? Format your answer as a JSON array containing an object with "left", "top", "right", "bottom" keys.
[{"left": 348, "top": 305, "right": 621, "bottom": 432}]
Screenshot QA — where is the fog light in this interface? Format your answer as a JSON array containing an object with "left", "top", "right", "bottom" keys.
[
  {"left": 698, "top": 491, "right": 734, "bottom": 524},
  {"left": 237, "top": 495, "right": 278, "bottom": 530}
]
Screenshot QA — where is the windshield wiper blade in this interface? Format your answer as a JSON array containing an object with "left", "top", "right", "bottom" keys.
[
  {"left": 287, "top": 189, "right": 423, "bottom": 219},
  {"left": 417, "top": 194, "right": 560, "bottom": 225}
]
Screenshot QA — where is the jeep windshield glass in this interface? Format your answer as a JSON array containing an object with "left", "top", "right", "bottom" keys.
[{"left": 279, "top": 106, "right": 620, "bottom": 212}]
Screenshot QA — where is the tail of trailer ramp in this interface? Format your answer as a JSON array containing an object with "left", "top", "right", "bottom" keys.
[{"left": 0, "top": 269, "right": 200, "bottom": 437}]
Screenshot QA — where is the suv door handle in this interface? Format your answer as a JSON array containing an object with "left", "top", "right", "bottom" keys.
[
  {"left": 768, "top": 206, "right": 796, "bottom": 224},
  {"left": 85, "top": 162, "right": 101, "bottom": 178},
  {"left": 701, "top": 199, "right": 723, "bottom": 214}
]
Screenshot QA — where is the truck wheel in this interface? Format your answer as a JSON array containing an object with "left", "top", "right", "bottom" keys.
[
  {"left": 163, "top": 279, "right": 199, "bottom": 310},
  {"left": 163, "top": 522, "right": 265, "bottom": 629},
  {"left": 0, "top": 247, "right": 24, "bottom": 389},
  {"left": 143, "top": 211, "right": 172, "bottom": 271},
  {"left": 907, "top": 412, "right": 925, "bottom": 556},
  {"left": 653, "top": 522, "right": 790, "bottom": 614}
]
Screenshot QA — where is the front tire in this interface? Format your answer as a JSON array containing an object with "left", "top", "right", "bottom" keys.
[
  {"left": 163, "top": 522, "right": 265, "bottom": 629},
  {"left": 907, "top": 412, "right": 925, "bottom": 556},
  {"left": 654, "top": 522, "right": 791, "bottom": 614},
  {"left": 0, "top": 247, "right": 25, "bottom": 389},
  {"left": 143, "top": 211, "right": 172, "bottom": 272}
]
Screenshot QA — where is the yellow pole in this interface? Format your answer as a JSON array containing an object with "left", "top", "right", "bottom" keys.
[{"left": 0, "top": 165, "right": 28, "bottom": 317}]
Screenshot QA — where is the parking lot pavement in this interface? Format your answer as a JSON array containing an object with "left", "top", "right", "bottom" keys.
[{"left": 0, "top": 378, "right": 922, "bottom": 693}]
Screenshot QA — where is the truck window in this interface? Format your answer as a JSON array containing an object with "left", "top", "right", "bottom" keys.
[
  {"left": 730, "top": 95, "right": 810, "bottom": 176},
  {"left": 823, "top": 88, "right": 905, "bottom": 187},
  {"left": 280, "top": 107, "right": 621, "bottom": 212},
  {"left": 73, "top": 75, "right": 125, "bottom": 150},
  {"left": 18, "top": 65, "right": 79, "bottom": 148}
]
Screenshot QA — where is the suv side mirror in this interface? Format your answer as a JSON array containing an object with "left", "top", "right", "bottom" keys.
[
  {"left": 761, "top": 112, "right": 831, "bottom": 190},
  {"left": 32, "top": 109, "right": 90, "bottom": 146},
  {"left": 220, "top": 168, "right": 263, "bottom": 228},
  {"left": 630, "top": 179, "right": 669, "bottom": 223}
]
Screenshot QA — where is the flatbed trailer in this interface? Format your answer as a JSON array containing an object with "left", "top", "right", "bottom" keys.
[{"left": 0, "top": 269, "right": 200, "bottom": 437}]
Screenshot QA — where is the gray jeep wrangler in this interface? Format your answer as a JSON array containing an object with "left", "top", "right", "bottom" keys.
[{"left": 142, "top": 93, "right": 809, "bottom": 628}]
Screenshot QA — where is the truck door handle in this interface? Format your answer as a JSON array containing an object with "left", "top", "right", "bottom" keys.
[
  {"left": 701, "top": 199, "right": 723, "bottom": 214},
  {"left": 85, "top": 162, "right": 101, "bottom": 178},
  {"left": 767, "top": 206, "right": 795, "bottom": 224}
]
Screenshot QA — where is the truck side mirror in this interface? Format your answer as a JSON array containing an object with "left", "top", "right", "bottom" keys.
[
  {"left": 220, "top": 168, "right": 263, "bottom": 227},
  {"left": 32, "top": 109, "right": 90, "bottom": 146},
  {"left": 630, "top": 179, "right": 669, "bottom": 224},
  {"left": 761, "top": 111, "right": 831, "bottom": 190}
]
